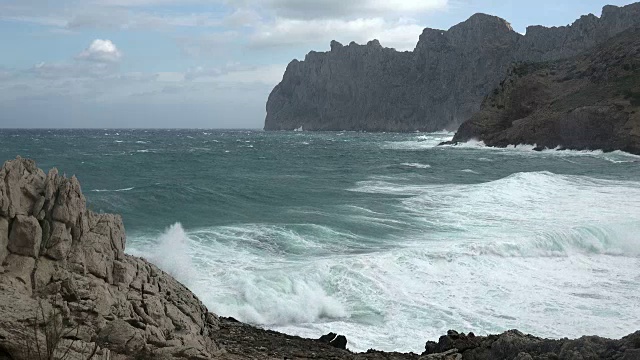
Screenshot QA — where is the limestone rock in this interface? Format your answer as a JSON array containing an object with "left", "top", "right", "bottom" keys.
[
  {"left": 2, "top": 254, "right": 36, "bottom": 293},
  {"left": 51, "top": 176, "right": 86, "bottom": 226},
  {"left": 43, "top": 221, "right": 72, "bottom": 261},
  {"left": 0, "top": 217, "right": 8, "bottom": 264},
  {"left": 265, "top": 3, "right": 640, "bottom": 135},
  {"left": 0, "top": 157, "right": 219, "bottom": 360},
  {"left": 0, "top": 157, "right": 45, "bottom": 218},
  {"left": 8, "top": 215, "right": 42, "bottom": 258}
]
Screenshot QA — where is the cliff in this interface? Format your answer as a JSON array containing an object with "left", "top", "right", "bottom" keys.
[
  {"left": 1, "top": 157, "right": 639, "bottom": 359},
  {"left": 451, "top": 27, "right": 640, "bottom": 154},
  {"left": 264, "top": 2, "right": 640, "bottom": 132}
]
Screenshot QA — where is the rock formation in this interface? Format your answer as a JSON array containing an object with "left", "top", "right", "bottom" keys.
[
  {"left": 422, "top": 329, "right": 640, "bottom": 360},
  {"left": 0, "top": 157, "right": 219, "bottom": 359},
  {"left": 1, "top": 156, "right": 639, "bottom": 359},
  {"left": 450, "top": 27, "right": 640, "bottom": 154},
  {"left": 264, "top": 2, "right": 640, "bottom": 132}
]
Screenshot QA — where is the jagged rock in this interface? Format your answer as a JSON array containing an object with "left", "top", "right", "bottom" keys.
[
  {"left": 423, "top": 330, "right": 640, "bottom": 360},
  {"left": 0, "top": 157, "right": 46, "bottom": 218},
  {"left": 0, "top": 157, "right": 220, "bottom": 360},
  {"left": 43, "top": 221, "right": 72, "bottom": 261},
  {"left": 265, "top": 3, "right": 640, "bottom": 135},
  {"left": 422, "top": 348, "right": 462, "bottom": 360},
  {"left": 452, "top": 27, "right": 640, "bottom": 154}
]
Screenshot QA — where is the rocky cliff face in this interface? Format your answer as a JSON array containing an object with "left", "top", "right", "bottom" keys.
[
  {"left": 264, "top": 2, "right": 640, "bottom": 132},
  {"left": 451, "top": 27, "right": 640, "bottom": 154}
]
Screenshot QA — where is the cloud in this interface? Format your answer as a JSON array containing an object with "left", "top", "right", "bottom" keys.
[
  {"left": 76, "top": 39, "right": 122, "bottom": 63},
  {"left": 262, "top": 0, "right": 448, "bottom": 19},
  {"left": 185, "top": 64, "right": 286, "bottom": 85},
  {"left": 250, "top": 17, "right": 424, "bottom": 51},
  {"left": 176, "top": 31, "right": 239, "bottom": 57}
]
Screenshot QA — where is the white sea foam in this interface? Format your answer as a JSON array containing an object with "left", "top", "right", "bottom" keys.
[
  {"left": 400, "top": 163, "right": 432, "bottom": 169},
  {"left": 143, "top": 223, "right": 195, "bottom": 286},
  {"left": 383, "top": 132, "right": 455, "bottom": 150},
  {"left": 90, "top": 187, "right": 135, "bottom": 192}
]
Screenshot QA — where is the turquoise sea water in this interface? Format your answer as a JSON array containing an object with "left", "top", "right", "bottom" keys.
[{"left": 1, "top": 129, "right": 639, "bottom": 352}]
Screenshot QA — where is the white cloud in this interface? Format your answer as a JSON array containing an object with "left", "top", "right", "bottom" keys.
[
  {"left": 251, "top": 0, "right": 448, "bottom": 19},
  {"left": 250, "top": 17, "right": 424, "bottom": 51},
  {"left": 76, "top": 39, "right": 122, "bottom": 63},
  {"left": 224, "top": 7, "right": 262, "bottom": 27},
  {"left": 176, "top": 31, "right": 239, "bottom": 57},
  {"left": 182, "top": 63, "right": 285, "bottom": 87}
]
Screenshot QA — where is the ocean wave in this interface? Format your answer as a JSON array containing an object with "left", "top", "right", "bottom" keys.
[
  {"left": 382, "top": 132, "right": 455, "bottom": 150},
  {"left": 444, "top": 140, "right": 640, "bottom": 161},
  {"left": 128, "top": 223, "right": 348, "bottom": 327},
  {"left": 455, "top": 223, "right": 640, "bottom": 258},
  {"left": 354, "top": 171, "right": 640, "bottom": 258},
  {"left": 214, "top": 276, "right": 348, "bottom": 326}
]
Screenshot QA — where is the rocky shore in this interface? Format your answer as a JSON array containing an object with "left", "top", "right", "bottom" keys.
[{"left": 1, "top": 157, "right": 639, "bottom": 359}]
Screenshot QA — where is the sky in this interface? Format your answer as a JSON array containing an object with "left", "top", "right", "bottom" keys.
[{"left": 0, "top": 0, "right": 637, "bottom": 129}]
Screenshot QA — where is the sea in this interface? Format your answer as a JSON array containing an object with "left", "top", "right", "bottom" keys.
[{"left": 1, "top": 129, "right": 639, "bottom": 353}]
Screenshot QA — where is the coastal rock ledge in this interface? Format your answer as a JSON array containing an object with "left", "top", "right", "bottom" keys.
[{"left": 0, "top": 156, "right": 639, "bottom": 359}]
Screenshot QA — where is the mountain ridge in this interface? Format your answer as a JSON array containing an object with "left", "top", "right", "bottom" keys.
[{"left": 264, "top": 2, "right": 640, "bottom": 132}]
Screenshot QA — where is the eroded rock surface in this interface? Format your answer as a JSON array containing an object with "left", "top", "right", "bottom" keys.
[
  {"left": 265, "top": 3, "right": 640, "bottom": 133},
  {"left": 423, "top": 329, "right": 640, "bottom": 360},
  {"left": 0, "top": 157, "right": 220, "bottom": 360}
]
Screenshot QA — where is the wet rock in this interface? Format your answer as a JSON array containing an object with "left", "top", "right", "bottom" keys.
[{"left": 319, "top": 332, "right": 348, "bottom": 349}]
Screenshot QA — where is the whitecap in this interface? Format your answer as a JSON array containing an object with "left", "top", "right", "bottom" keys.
[
  {"left": 90, "top": 187, "right": 135, "bottom": 192},
  {"left": 400, "top": 163, "right": 431, "bottom": 169}
]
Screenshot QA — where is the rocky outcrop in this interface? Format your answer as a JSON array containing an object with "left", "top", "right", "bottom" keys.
[
  {"left": 264, "top": 2, "right": 640, "bottom": 132},
  {"left": 451, "top": 27, "right": 640, "bottom": 154},
  {"left": 422, "top": 329, "right": 640, "bottom": 360},
  {"left": 0, "top": 157, "right": 220, "bottom": 360}
]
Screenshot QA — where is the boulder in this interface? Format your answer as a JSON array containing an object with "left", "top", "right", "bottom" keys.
[
  {"left": 8, "top": 215, "right": 42, "bottom": 258},
  {"left": 319, "top": 332, "right": 348, "bottom": 349}
]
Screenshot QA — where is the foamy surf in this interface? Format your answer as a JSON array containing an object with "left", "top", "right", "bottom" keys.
[
  {"left": 128, "top": 170, "right": 640, "bottom": 352},
  {"left": 25, "top": 129, "right": 633, "bottom": 355}
]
